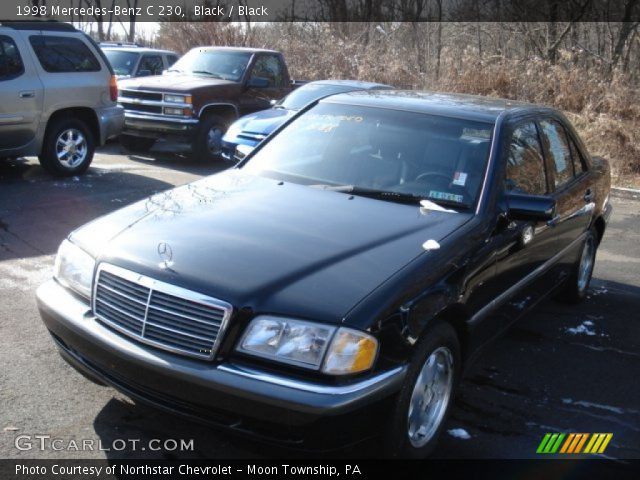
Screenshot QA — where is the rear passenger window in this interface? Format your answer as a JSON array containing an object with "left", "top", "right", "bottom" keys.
[
  {"left": 539, "top": 119, "right": 574, "bottom": 188},
  {"left": 568, "top": 135, "right": 588, "bottom": 175},
  {"left": 0, "top": 35, "right": 24, "bottom": 80},
  {"left": 29, "top": 35, "right": 100, "bottom": 73},
  {"left": 505, "top": 122, "right": 547, "bottom": 195}
]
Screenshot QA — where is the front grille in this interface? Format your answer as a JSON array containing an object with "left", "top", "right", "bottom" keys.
[
  {"left": 93, "top": 264, "right": 232, "bottom": 360},
  {"left": 120, "top": 89, "right": 163, "bottom": 101},
  {"left": 119, "top": 102, "right": 163, "bottom": 114}
]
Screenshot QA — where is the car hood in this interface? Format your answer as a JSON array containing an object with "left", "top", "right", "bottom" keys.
[
  {"left": 118, "top": 74, "right": 235, "bottom": 93},
  {"left": 72, "top": 170, "right": 471, "bottom": 323},
  {"left": 232, "top": 108, "right": 296, "bottom": 136}
]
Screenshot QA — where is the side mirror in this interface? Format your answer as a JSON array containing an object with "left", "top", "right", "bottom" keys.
[
  {"left": 506, "top": 192, "right": 556, "bottom": 221},
  {"left": 246, "top": 76, "right": 270, "bottom": 88},
  {"left": 137, "top": 69, "right": 152, "bottom": 77}
]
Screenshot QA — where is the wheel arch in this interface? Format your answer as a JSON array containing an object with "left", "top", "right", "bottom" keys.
[
  {"left": 46, "top": 107, "right": 100, "bottom": 145},
  {"left": 199, "top": 103, "right": 239, "bottom": 125}
]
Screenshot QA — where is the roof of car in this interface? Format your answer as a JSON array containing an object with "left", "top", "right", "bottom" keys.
[
  {"left": 321, "top": 90, "right": 555, "bottom": 122},
  {"left": 0, "top": 21, "right": 77, "bottom": 32},
  {"left": 306, "top": 79, "right": 392, "bottom": 90},
  {"left": 101, "top": 46, "right": 177, "bottom": 55},
  {"left": 190, "top": 46, "right": 280, "bottom": 54}
]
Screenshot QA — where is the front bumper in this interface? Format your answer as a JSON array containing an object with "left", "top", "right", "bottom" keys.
[
  {"left": 97, "top": 105, "right": 125, "bottom": 145},
  {"left": 122, "top": 112, "right": 199, "bottom": 141},
  {"left": 36, "top": 280, "right": 405, "bottom": 448}
]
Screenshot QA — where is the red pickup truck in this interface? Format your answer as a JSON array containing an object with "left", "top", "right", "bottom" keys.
[{"left": 117, "top": 47, "right": 302, "bottom": 160}]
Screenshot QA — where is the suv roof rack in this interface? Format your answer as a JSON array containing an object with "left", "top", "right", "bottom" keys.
[{"left": 0, "top": 21, "right": 77, "bottom": 32}]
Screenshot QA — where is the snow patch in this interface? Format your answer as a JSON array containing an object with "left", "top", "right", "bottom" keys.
[
  {"left": 566, "top": 320, "right": 597, "bottom": 336},
  {"left": 562, "top": 398, "right": 624, "bottom": 415},
  {"left": 447, "top": 428, "right": 471, "bottom": 440}
]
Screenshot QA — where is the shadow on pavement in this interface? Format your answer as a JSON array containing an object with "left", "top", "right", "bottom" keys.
[{"left": 0, "top": 157, "right": 176, "bottom": 262}]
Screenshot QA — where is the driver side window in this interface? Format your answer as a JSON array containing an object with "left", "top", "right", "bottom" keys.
[
  {"left": 506, "top": 122, "right": 548, "bottom": 195},
  {"left": 249, "top": 55, "right": 284, "bottom": 87}
]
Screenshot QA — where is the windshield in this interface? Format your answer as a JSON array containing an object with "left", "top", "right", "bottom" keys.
[
  {"left": 104, "top": 50, "right": 139, "bottom": 76},
  {"left": 167, "top": 49, "right": 251, "bottom": 81},
  {"left": 242, "top": 103, "right": 494, "bottom": 209},
  {"left": 279, "top": 84, "right": 363, "bottom": 110}
]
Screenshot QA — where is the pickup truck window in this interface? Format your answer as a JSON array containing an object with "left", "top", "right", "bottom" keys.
[
  {"left": 250, "top": 55, "right": 284, "bottom": 87},
  {"left": 505, "top": 122, "right": 547, "bottom": 195},
  {"left": 138, "top": 55, "right": 163, "bottom": 75},
  {"left": 539, "top": 119, "right": 574, "bottom": 188},
  {"left": 0, "top": 35, "right": 24, "bottom": 80},
  {"left": 168, "top": 49, "right": 251, "bottom": 81},
  {"left": 29, "top": 35, "right": 100, "bottom": 73},
  {"left": 243, "top": 103, "right": 493, "bottom": 208}
]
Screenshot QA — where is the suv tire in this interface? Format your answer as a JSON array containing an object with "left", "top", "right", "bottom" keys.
[
  {"left": 193, "top": 114, "right": 227, "bottom": 162},
  {"left": 120, "top": 135, "right": 155, "bottom": 153},
  {"left": 39, "top": 118, "right": 95, "bottom": 176}
]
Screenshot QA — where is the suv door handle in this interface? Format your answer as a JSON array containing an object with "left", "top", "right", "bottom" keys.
[
  {"left": 19, "top": 91, "right": 35, "bottom": 98},
  {"left": 584, "top": 189, "right": 593, "bottom": 203}
]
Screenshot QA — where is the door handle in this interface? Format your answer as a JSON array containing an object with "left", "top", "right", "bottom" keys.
[
  {"left": 19, "top": 91, "right": 35, "bottom": 98},
  {"left": 584, "top": 189, "right": 593, "bottom": 203}
]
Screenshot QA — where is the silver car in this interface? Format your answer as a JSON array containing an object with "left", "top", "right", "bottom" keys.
[
  {"left": 100, "top": 43, "right": 178, "bottom": 80},
  {"left": 0, "top": 21, "right": 124, "bottom": 176}
]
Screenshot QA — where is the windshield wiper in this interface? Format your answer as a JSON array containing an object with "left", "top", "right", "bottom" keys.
[
  {"left": 166, "top": 68, "right": 182, "bottom": 73},
  {"left": 310, "top": 184, "right": 469, "bottom": 209},
  {"left": 191, "top": 70, "right": 223, "bottom": 79}
]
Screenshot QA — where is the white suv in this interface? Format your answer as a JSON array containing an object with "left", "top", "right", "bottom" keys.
[{"left": 0, "top": 21, "right": 124, "bottom": 176}]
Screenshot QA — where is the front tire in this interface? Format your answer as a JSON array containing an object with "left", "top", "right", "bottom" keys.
[
  {"left": 556, "top": 227, "right": 598, "bottom": 303},
  {"left": 38, "top": 118, "right": 94, "bottom": 176},
  {"left": 192, "top": 114, "right": 227, "bottom": 162},
  {"left": 385, "top": 321, "right": 461, "bottom": 458}
]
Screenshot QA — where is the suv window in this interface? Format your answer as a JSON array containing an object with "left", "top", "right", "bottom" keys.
[
  {"left": 505, "top": 122, "right": 547, "bottom": 195},
  {"left": 250, "top": 55, "right": 284, "bottom": 87},
  {"left": 539, "top": 119, "right": 574, "bottom": 188},
  {"left": 0, "top": 35, "right": 24, "bottom": 80},
  {"left": 166, "top": 54, "right": 178, "bottom": 67},
  {"left": 29, "top": 35, "right": 100, "bottom": 73},
  {"left": 138, "top": 55, "right": 163, "bottom": 75}
]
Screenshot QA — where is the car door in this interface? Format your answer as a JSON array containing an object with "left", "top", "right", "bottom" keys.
[
  {"left": 538, "top": 118, "right": 594, "bottom": 256},
  {"left": 239, "top": 54, "right": 289, "bottom": 115},
  {"left": 137, "top": 54, "right": 163, "bottom": 77},
  {"left": 0, "top": 33, "right": 43, "bottom": 152},
  {"left": 490, "top": 120, "right": 559, "bottom": 320}
]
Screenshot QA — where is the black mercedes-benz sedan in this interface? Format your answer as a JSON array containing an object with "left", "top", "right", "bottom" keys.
[{"left": 37, "top": 90, "right": 612, "bottom": 457}]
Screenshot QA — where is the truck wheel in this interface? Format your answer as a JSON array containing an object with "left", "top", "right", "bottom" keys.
[
  {"left": 555, "top": 227, "right": 598, "bottom": 303},
  {"left": 193, "top": 114, "right": 227, "bottom": 161},
  {"left": 385, "top": 321, "right": 461, "bottom": 458},
  {"left": 38, "top": 118, "right": 94, "bottom": 176},
  {"left": 120, "top": 135, "right": 155, "bottom": 153}
]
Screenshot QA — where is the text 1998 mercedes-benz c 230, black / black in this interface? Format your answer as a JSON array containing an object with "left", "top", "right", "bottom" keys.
[{"left": 37, "top": 90, "right": 612, "bottom": 457}]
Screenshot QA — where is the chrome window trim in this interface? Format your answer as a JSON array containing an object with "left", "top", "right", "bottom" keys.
[{"left": 92, "top": 263, "right": 233, "bottom": 361}]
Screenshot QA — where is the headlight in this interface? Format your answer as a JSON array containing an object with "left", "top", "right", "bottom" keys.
[
  {"left": 163, "top": 106, "right": 191, "bottom": 116},
  {"left": 237, "top": 316, "right": 378, "bottom": 375},
  {"left": 53, "top": 239, "right": 96, "bottom": 299},
  {"left": 164, "top": 94, "right": 191, "bottom": 104}
]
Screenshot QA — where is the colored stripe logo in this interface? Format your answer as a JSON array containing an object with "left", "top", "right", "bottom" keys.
[{"left": 537, "top": 433, "right": 612, "bottom": 454}]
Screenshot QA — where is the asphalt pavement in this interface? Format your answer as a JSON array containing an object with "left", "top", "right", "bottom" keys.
[{"left": 1, "top": 143, "right": 638, "bottom": 460}]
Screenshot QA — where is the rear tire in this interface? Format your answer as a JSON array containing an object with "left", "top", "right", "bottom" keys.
[
  {"left": 38, "top": 118, "right": 94, "bottom": 176},
  {"left": 556, "top": 227, "right": 598, "bottom": 303},
  {"left": 120, "top": 134, "right": 155, "bottom": 153},
  {"left": 192, "top": 114, "right": 227, "bottom": 162},
  {"left": 385, "top": 321, "right": 461, "bottom": 458}
]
